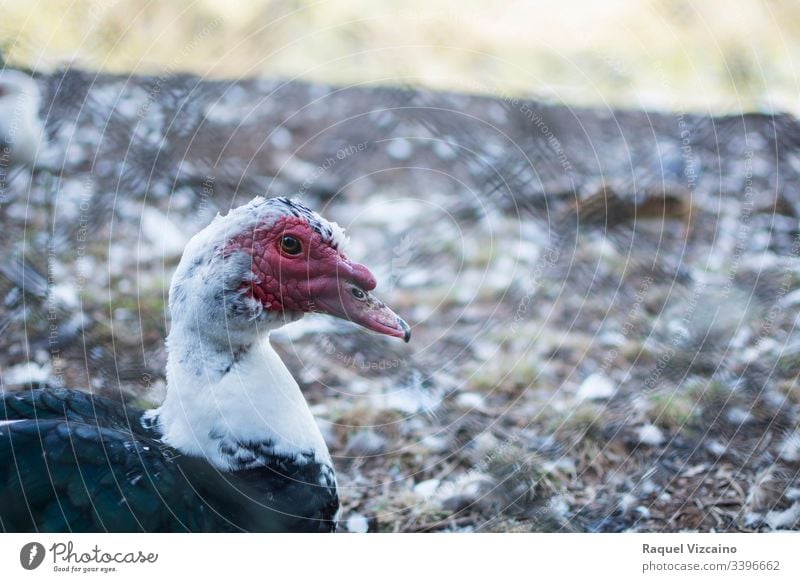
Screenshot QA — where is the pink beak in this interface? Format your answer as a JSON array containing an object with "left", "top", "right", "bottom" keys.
[{"left": 310, "top": 257, "right": 411, "bottom": 342}]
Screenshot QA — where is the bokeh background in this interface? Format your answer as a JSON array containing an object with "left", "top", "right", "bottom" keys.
[
  {"left": 2, "top": 1, "right": 800, "bottom": 533},
  {"left": 2, "top": 0, "right": 800, "bottom": 114}
]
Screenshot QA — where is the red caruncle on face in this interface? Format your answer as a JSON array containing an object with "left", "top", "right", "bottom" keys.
[
  {"left": 223, "top": 213, "right": 410, "bottom": 341},
  {"left": 226, "top": 215, "right": 371, "bottom": 312}
]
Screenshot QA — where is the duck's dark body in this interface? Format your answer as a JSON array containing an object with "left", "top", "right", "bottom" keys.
[{"left": 0, "top": 388, "right": 338, "bottom": 532}]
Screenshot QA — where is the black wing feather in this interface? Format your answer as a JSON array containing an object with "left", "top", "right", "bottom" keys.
[{"left": 0, "top": 388, "right": 337, "bottom": 532}]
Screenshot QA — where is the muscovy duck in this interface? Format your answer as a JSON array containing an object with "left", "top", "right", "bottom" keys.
[
  {"left": 0, "top": 196, "right": 410, "bottom": 532},
  {"left": 0, "top": 70, "right": 43, "bottom": 169}
]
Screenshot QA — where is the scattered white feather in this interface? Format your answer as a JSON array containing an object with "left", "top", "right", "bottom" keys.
[
  {"left": 140, "top": 207, "right": 189, "bottom": 259},
  {"left": 2, "top": 362, "right": 50, "bottom": 386},
  {"left": 455, "top": 392, "right": 487, "bottom": 412},
  {"left": 782, "top": 288, "right": 800, "bottom": 306},
  {"left": 433, "top": 139, "right": 457, "bottom": 160},
  {"left": 203, "top": 101, "right": 246, "bottom": 124},
  {"left": 577, "top": 373, "right": 615, "bottom": 400},
  {"left": 356, "top": 199, "right": 425, "bottom": 232},
  {"left": 764, "top": 502, "right": 800, "bottom": 530},
  {"left": 368, "top": 371, "right": 442, "bottom": 414},
  {"left": 705, "top": 439, "right": 728, "bottom": 457},
  {"left": 345, "top": 430, "right": 387, "bottom": 456},
  {"left": 436, "top": 472, "right": 494, "bottom": 508},
  {"left": 386, "top": 138, "right": 413, "bottom": 160},
  {"left": 420, "top": 434, "right": 449, "bottom": 454},
  {"left": 51, "top": 282, "right": 80, "bottom": 310},
  {"left": 778, "top": 431, "right": 800, "bottom": 462},
  {"left": 271, "top": 315, "right": 337, "bottom": 342},
  {"left": 637, "top": 424, "right": 665, "bottom": 446},
  {"left": 619, "top": 492, "right": 637, "bottom": 514},
  {"left": 726, "top": 407, "right": 752, "bottom": 425},
  {"left": 270, "top": 127, "right": 293, "bottom": 149},
  {"left": 345, "top": 514, "right": 370, "bottom": 533},
  {"left": 413, "top": 478, "right": 441, "bottom": 499}
]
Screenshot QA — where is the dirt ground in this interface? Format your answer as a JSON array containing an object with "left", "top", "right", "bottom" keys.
[{"left": 2, "top": 68, "right": 800, "bottom": 531}]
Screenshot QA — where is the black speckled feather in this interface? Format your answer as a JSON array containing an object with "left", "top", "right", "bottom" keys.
[{"left": 0, "top": 388, "right": 337, "bottom": 532}]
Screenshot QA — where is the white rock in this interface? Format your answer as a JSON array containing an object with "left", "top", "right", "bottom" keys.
[
  {"left": 637, "top": 424, "right": 665, "bottom": 446},
  {"left": 577, "top": 373, "right": 615, "bottom": 400}
]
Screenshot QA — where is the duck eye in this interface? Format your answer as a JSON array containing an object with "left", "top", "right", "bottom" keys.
[
  {"left": 351, "top": 287, "right": 366, "bottom": 300},
  {"left": 280, "top": 236, "right": 302, "bottom": 255}
]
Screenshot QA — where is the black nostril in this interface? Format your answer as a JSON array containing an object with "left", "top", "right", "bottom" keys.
[{"left": 398, "top": 318, "right": 411, "bottom": 343}]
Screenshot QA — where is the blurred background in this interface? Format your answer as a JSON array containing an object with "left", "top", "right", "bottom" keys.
[
  {"left": 2, "top": 0, "right": 799, "bottom": 114},
  {"left": 2, "top": 1, "right": 800, "bottom": 533}
]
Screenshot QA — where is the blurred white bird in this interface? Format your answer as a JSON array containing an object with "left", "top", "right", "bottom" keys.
[{"left": 0, "top": 69, "right": 43, "bottom": 169}]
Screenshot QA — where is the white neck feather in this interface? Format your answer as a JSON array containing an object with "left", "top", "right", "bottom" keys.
[
  {"left": 145, "top": 198, "right": 337, "bottom": 472},
  {"left": 148, "top": 324, "right": 330, "bottom": 471}
]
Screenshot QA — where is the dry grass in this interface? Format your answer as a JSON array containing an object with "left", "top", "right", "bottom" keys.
[{"left": 1, "top": 0, "right": 799, "bottom": 114}]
